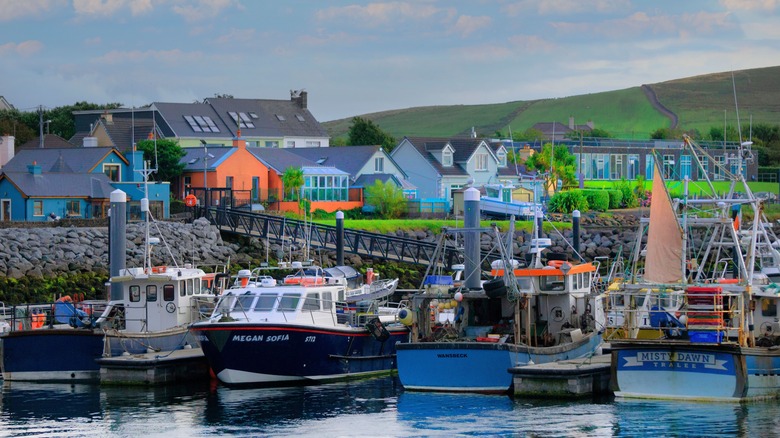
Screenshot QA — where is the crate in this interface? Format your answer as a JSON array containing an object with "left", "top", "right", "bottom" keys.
[{"left": 689, "top": 330, "right": 723, "bottom": 343}]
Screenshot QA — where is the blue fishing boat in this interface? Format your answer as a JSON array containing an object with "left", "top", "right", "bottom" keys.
[
  {"left": 610, "top": 135, "right": 780, "bottom": 401},
  {"left": 191, "top": 263, "right": 408, "bottom": 386},
  {"left": 1, "top": 167, "right": 226, "bottom": 382},
  {"left": 396, "top": 188, "right": 606, "bottom": 394}
]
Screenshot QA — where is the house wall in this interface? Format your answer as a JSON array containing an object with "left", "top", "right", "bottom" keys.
[
  {"left": 391, "top": 141, "right": 440, "bottom": 199},
  {"left": 356, "top": 151, "right": 405, "bottom": 180},
  {"left": 0, "top": 180, "right": 25, "bottom": 221}
]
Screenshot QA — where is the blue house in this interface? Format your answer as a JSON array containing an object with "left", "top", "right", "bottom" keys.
[{"left": 0, "top": 145, "right": 169, "bottom": 222}]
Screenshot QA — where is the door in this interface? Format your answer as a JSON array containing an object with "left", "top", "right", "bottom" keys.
[{"left": 1, "top": 199, "right": 10, "bottom": 221}]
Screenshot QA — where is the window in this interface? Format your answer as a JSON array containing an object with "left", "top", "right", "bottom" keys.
[
  {"left": 698, "top": 157, "right": 709, "bottom": 180},
  {"left": 296, "top": 114, "right": 305, "bottom": 122},
  {"left": 265, "top": 141, "right": 279, "bottom": 148},
  {"left": 67, "top": 200, "right": 80, "bottom": 217},
  {"left": 180, "top": 280, "right": 187, "bottom": 297},
  {"left": 305, "top": 140, "right": 321, "bottom": 147},
  {"left": 645, "top": 155, "right": 654, "bottom": 179},
  {"left": 497, "top": 150, "right": 507, "bottom": 167},
  {"left": 187, "top": 279, "right": 194, "bottom": 296},
  {"left": 238, "top": 294, "right": 256, "bottom": 311},
  {"left": 147, "top": 285, "right": 157, "bottom": 302},
  {"left": 226, "top": 176, "right": 233, "bottom": 189},
  {"left": 279, "top": 293, "right": 301, "bottom": 311},
  {"left": 104, "top": 164, "right": 120, "bottom": 182},
  {"left": 302, "top": 172, "right": 348, "bottom": 202},
  {"left": 375, "top": 157, "right": 384, "bottom": 172},
  {"left": 628, "top": 155, "right": 640, "bottom": 180},
  {"left": 303, "top": 293, "right": 320, "bottom": 311},
  {"left": 275, "top": 114, "right": 286, "bottom": 121},
  {"left": 475, "top": 153, "right": 488, "bottom": 171},
  {"left": 183, "top": 176, "right": 191, "bottom": 188},
  {"left": 762, "top": 298, "right": 777, "bottom": 317},
  {"left": 663, "top": 154, "right": 675, "bottom": 179},
  {"left": 680, "top": 155, "right": 691, "bottom": 179},
  {"left": 610, "top": 155, "right": 624, "bottom": 180},
  {"left": 252, "top": 177, "right": 259, "bottom": 201},
  {"left": 228, "top": 112, "right": 255, "bottom": 129},
  {"left": 164, "top": 285, "right": 174, "bottom": 301},
  {"left": 255, "top": 294, "right": 278, "bottom": 311},
  {"left": 184, "top": 115, "right": 220, "bottom": 133},
  {"left": 33, "top": 200, "right": 43, "bottom": 217},
  {"left": 286, "top": 140, "right": 295, "bottom": 148},
  {"left": 130, "top": 285, "right": 141, "bottom": 302},
  {"left": 714, "top": 156, "right": 725, "bottom": 181},
  {"left": 442, "top": 150, "right": 453, "bottom": 167}
]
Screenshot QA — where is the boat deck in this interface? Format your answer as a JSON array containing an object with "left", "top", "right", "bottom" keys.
[
  {"left": 509, "top": 353, "right": 612, "bottom": 398},
  {"left": 96, "top": 347, "right": 210, "bottom": 385}
]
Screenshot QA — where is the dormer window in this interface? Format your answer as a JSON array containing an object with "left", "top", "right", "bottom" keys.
[
  {"left": 442, "top": 150, "right": 453, "bottom": 167},
  {"left": 497, "top": 150, "right": 507, "bottom": 167}
]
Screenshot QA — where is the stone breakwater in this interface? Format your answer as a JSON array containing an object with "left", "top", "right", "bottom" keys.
[{"left": 0, "top": 218, "right": 241, "bottom": 279}]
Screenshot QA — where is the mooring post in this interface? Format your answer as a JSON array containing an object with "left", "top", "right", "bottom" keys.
[{"left": 336, "top": 210, "right": 344, "bottom": 266}]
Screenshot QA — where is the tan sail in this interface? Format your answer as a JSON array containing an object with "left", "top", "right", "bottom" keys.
[{"left": 644, "top": 160, "right": 683, "bottom": 283}]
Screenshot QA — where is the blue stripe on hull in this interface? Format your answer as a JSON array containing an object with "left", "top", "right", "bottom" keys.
[
  {"left": 193, "top": 325, "right": 409, "bottom": 385},
  {"left": 1, "top": 330, "right": 104, "bottom": 381}
]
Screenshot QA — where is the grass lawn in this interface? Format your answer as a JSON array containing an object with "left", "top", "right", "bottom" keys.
[{"left": 584, "top": 180, "right": 777, "bottom": 196}]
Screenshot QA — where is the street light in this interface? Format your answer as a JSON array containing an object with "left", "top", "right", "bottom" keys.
[{"left": 200, "top": 139, "right": 213, "bottom": 207}]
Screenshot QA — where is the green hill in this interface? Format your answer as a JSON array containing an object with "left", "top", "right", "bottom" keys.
[{"left": 323, "top": 65, "right": 780, "bottom": 141}]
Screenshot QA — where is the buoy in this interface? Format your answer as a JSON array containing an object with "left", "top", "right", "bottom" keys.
[
  {"left": 398, "top": 308, "right": 413, "bottom": 326},
  {"left": 450, "top": 299, "right": 458, "bottom": 308},
  {"left": 454, "top": 292, "right": 463, "bottom": 302}
]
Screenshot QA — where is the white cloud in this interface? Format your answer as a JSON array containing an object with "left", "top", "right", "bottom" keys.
[
  {"left": 315, "top": 2, "right": 452, "bottom": 26},
  {"left": 503, "top": 0, "right": 631, "bottom": 17},
  {"left": 0, "top": 0, "right": 66, "bottom": 21},
  {"left": 721, "top": 0, "right": 779, "bottom": 11},
  {"left": 508, "top": 34, "right": 556, "bottom": 52},
  {"left": 452, "top": 15, "right": 491, "bottom": 37},
  {"left": 93, "top": 48, "right": 203, "bottom": 64},
  {"left": 73, "top": 0, "right": 126, "bottom": 16},
  {"left": 172, "top": 0, "right": 236, "bottom": 22},
  {"left": 0, "top": 40, "right": 44, "bottom": 56}
]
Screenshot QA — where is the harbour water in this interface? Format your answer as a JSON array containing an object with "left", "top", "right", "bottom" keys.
[{"left": 1, "top": 376, "right": 777, "bottom": 437}]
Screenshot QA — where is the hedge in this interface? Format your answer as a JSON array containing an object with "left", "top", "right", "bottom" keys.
[
  {"left": 548, "top": 190, "right": 589, "bottom": 214},
  {"left": 582, "top": 190, "right": 610, "bottom": 211}
]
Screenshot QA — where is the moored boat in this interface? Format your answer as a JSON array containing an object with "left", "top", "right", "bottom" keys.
[
  {"left": 610, "top": 135, "right": 780, "bottom": 401},
  {"left": 396, "top": 188, "right": 606, "bottom": 394},
  {"left": 191, "top": 262, "right": 409, "bottom": 386}
]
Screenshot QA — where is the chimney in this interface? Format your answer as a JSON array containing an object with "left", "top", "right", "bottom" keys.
[
  {"left": 232, "top": 129, "right": 246, "bottom": 149},
  {"left": 101, "top": 111, "right": 113, "bottom": 124},
  {"left": 291, "top": 90, "right": 307, "bottom": 109},
  {"left": 28, "top": 161, "right": 42, "bottom": 175},
  {"left": 569, "top": 116, "right": 575, "bottom": 130},
  {"left": 83, "top": 136, "right": 98, "bottom": 147},
  {"left": 0, "top": 135, "right": 15, "bottom": 167}
]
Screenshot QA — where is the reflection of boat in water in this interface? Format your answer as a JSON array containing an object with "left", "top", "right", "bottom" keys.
[
  {"left": 1, "top": 169, "right": 227, "bottom": 382},
  {"left": 610, "top": 135, "right": 780, "bottom": 401},
  {"left": 1, "top": 382, "right": 101, "bottom": 421},
  {"left": 192, "top": 262, "right": 409, "bottom": 386},
  {"left": 396, "top": 188, "right": 606, "bottom": 394}
]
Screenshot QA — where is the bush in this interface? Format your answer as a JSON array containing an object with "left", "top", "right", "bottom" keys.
[
  {"left": 616, "top": 179, "right": 638, "bottom": 208},
  {"left": 548, "top": 190, "right": 589, "bottom": 213},
  {"left": 582, "top": 190, "right": 610, "bottom": 211},
  {"left": 607, "top": 190, "right": 623, "bottom": 209},
  {"left": 170, "top": 199, "right": 185, "bottom": 215}
]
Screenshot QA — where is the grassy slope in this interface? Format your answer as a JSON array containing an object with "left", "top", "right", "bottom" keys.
[
  {"left": 322, "top": 66, "right": 780, "bottom": 141},
  {"left": 652, "top": 66, "right": 780, "bottom": 134}
]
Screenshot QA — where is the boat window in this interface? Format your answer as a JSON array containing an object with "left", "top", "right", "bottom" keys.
[
  {"left": 187, "top": 279, "right": 194, "bottom": 296},
  {"left": 761, "top": 298, "right": 777, "bottom": 317},
  {"left": 129, "top": 285, "right": 141, "bottom": 302},
  {"left": 610, "top": 294, "right": 625, "bottom": 307},
  {"left": 279, "top": 293, "right": 302, "bottom": 311},
  {"left": 322, "top": 292, "right": 333, "bottom": 309},
  {"left": 147, "top": 285, "right": 157, "bottom": 302},
  {"left": 163, "top": 285, "right": 175, "bottom": 302},
  {"left": 303, "top": 293, "right": 320, "bottom": 311},
  {"left": 254, "top": 294, "right": 278, "bottom": 311},
  {"left": 180, "top": 280, "right": 187, "bottom": 297},
  {"left": 539, "top": 275, "right": 565, "bottom": 292},
  {"left": 635, "top": 295, "right": 646, "bottom": 307},
  {"left": 237, "top": 293, "right": 256, "bottom": 312}
]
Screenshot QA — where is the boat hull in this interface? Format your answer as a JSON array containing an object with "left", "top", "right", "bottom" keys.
[
  {"left": 0, "top": 327, "right": 198, "bottom": 382},
  {"left": 396, "top": 332, "right": 603, "bottom": 394},
  {"left": 192, "top": 323, "right": 409, "bottom": 385},
  {"left": 611, "top": 341, "right": 780, "bottom": 401}
]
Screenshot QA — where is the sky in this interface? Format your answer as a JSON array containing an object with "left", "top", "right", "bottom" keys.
[{"left": 2, "top": 0, "right": 780, "bottom": 122}]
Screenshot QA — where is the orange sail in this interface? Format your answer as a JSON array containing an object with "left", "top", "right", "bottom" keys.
[{"left": 644, "top": 160, "right": 684, "bottom": 283}]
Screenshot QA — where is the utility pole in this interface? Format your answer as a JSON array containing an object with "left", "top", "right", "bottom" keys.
[{"left": 38, "top": 105, "right": 44, "bottom": 148}]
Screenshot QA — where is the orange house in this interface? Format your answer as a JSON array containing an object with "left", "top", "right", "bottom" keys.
[{"left": 180, "top": 137, "right": 363, "bottom": 214}]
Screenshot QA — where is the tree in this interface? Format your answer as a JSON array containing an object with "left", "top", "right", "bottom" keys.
[
  {"left": 135, "top": 138, "right": 186, "bottom": 182},
  {"left": 347, "top": 117, "right": 396, "bottom": 152},
  {"left": 0, "top": 101, "right": 122, "bottom": 144},
  {"left": 525, "top": 143, "right": 577, "bottom": 193},
  {"left": 511, "top": 127, "right": 544, "bottom": 142},
  {"left": 365, "top": 180, "right": 407, "bottom": 219},
  {"left": 282, "top": 167, "right": 304, "bottom": 201}
]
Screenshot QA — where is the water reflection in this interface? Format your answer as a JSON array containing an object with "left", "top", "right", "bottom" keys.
[{"left": 2, "top": 377, "right": 780, "bottom": 436}]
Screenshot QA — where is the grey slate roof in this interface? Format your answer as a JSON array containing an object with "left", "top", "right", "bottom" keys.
[
  {"left": 205, "top": 97, "right": 328, "bottom": 138},
  {"left": 246, "top": 147, "right": 321, "bottom": 174},
  {"left": 285, "top": 145, "right": 388, "bottom": 178},
  {"left": 96, "top": 117, "right": 156, "bottom": 151},
  {"left": 1, "top": 171, "right": 115, "bottom": 198},
  {"left": 353, "top": 173, "right": 402, "bottom": 188},
  {"left": 181, "top": 147, "right": 237, "bottom": 171},
  {"left": 153, "top": 102, "right": 230, "bottom": 140},
  {"left": 17, "top": 135, "right": 75, "bottom": 150},
  {"left": 3, "top": 147, "right": 127, "bottom": 173},
  {"left": 402, "top": 137, "right": 470, "bottom": 177}
]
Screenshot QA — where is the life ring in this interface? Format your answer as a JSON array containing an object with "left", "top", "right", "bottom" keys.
[
  {"left": 57, "top": 295, "right": 73, "bottom": 302},
  {"left": 151, "top": 266, "right": 167, "bottom": 274},
  {"left": 185, "top": 194, "right": 197, "bottom": 207},
  {"left": 716, "top": 278, "right": 739, "bottom": 284},
  {"left": 31, "top": 312, "right": 45, "bottom": 329},
  {"left": 547, "top": 260, "right": 566, "bottom": 268}
]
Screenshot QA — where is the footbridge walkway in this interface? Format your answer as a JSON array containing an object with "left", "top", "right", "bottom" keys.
[{"left": 202, "top": 207, "right": 503, "bottom": 268}]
